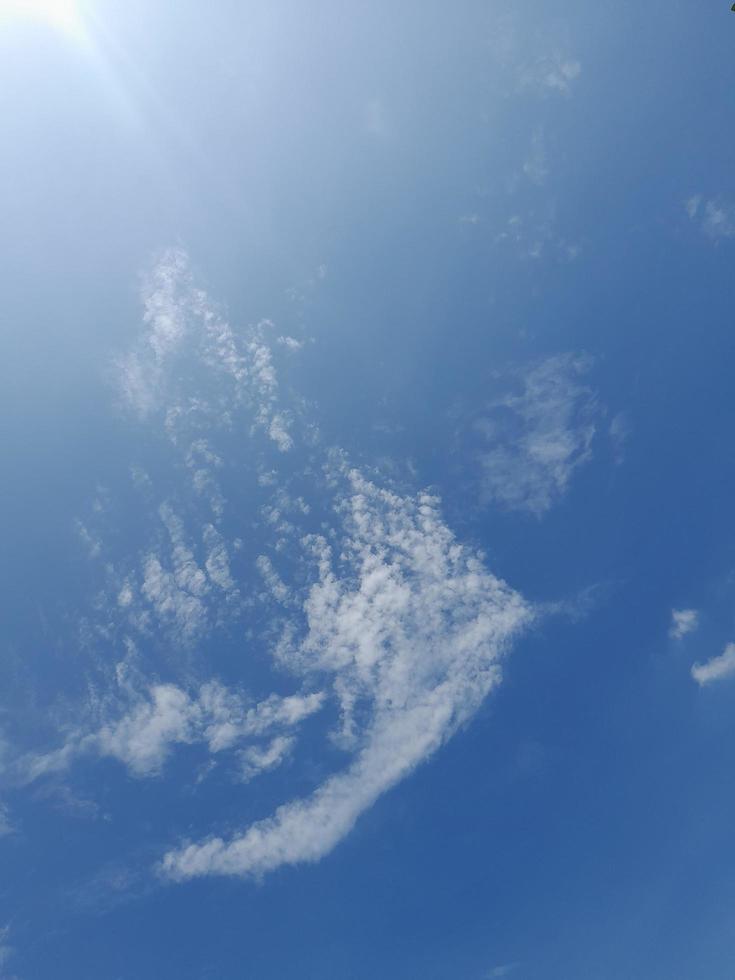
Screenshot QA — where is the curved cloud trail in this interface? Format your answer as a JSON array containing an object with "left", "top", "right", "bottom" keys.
[{"left": 162, "top": 469, "right": 531, "bottom": 880}]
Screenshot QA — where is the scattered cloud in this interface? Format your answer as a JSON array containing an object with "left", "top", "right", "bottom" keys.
[
  {"left": 29, "top": 251, "right": 538, "bottom": 885},
  {"left": 75, "top": 520, "right": 101, "bottom": 559},
  {"left": 494, "top": 212, "right": 580, "bottom": 263},
  {"left": 117, "top": 248, "right": 293, "bottom": 452},
  {"left": 670, "top": 608, "right": 699, "bottom": 640},
  {"left": 692, "top": 643, "right": 735, "bottom": 686},
  {"left": 471, "top": 354, "right": 598, "bottom": 516},
  {"left": 161, "top": 466, "right": 531, "bottom": 881}
]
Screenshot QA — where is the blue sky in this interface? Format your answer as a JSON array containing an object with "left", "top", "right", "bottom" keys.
[{"left": 1, "top": 2, "right": 735, "bottom": 978}]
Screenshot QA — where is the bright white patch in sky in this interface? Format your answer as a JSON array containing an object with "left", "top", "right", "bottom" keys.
[
  {"left": 691, "top": 644, "right": 735, "bottom": 686},
  {"left": 670, "top": 608, "right": 699, "bottom": 640}
]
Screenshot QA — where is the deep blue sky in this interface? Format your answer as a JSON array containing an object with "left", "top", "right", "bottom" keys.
[{"left": 1, "top": 3, "right": 735, "bottom": 978}]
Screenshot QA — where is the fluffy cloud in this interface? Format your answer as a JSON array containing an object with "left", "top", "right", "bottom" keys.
[
  {"left": 472, "top": 354, "right": 597, "bottom": 515},
  {"left": 239, "top": 736, "right": 295, "bottom": 782},
  {"left": 692, "top": 644, "right": 735, "bottom": 686},
  {"left": 161, "top": 468, "right": 531, "bottom": 880},
  {"left": 670, "top": 608, "right": 699, "bottom": 640}
]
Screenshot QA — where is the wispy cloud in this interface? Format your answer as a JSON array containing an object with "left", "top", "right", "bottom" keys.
[
  {"left": 670, "top": 608, "right": 699, "bottom": 640},
  {"left": 609, "top": 411, "right": 631, "bottom": 465},
  {"left": 22, "top": 682, "right": 324, "bottom": 781},
  {"left": 522, "top": 129, "right": 549, "bottom": 186},
  {"left": 0, "top": 804, "right": 14, "bottom": 839},
  {"left": 0, "top": 927, "right": 14, "bottom": 979},
  {"left": 28, "top": 251, "right": 535, "bottom": 885},
  {"left": 692, "top": 643, "right": 735, "bottom": 686},
  {"left": 519, "top": 54, "right": 581, "bottom": 96},
  {"left": 161, "top": 466, "right": 531, "bottom": 880},
  {"left": 686, "top": 196, "right": 735, "bottom": 240},
  {"left": 239, "top": 735, "right": 295, "bottom": 783},
  {"left": 471, "top": 354, "right": 598, "bottom": 516},
  {"left": 117, "top": 248, "right": 294, "bottom": 453},
  {"left": 486, "top": 964, "right": 520, "bottom": 979}
]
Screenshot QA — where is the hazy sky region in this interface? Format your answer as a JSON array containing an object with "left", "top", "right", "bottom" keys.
[{"left": 1, "top": 3, "right": 735, "bottom": 978}]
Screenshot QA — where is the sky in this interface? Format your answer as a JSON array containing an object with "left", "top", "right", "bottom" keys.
[{"left": 1, "top": 1, "right": 735, "bottom": 978}]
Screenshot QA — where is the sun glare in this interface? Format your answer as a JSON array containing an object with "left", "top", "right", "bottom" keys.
[{"left": 0, "top": 0, "right": 87, "bottom": 39}]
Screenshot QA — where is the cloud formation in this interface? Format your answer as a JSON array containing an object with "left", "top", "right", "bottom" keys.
[
  {"left": 118, "top": 248, "right": 294, "bottom": 453},
  {"left": 27, "top": 249, "right": 536, "bottom": 884},
  {"left": 692, "top": 644, "right": 735, "bottom": 686},
  {"left": 670, "top": 608, "right": 699, "bottom": 640},
  {"left": 472, "top": 354, "right": 597, "bottom": 515},
  {"left": 23, "top": 682, "right": 324, "bottom": 782},
  {"left": 686, "top": 196, "right": 735, "bottom": 240},
  {"left": 161, "top": 467, "right": 531, "bottom": 880}
]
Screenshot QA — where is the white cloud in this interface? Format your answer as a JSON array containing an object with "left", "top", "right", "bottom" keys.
[
  {"left": 473, "top": 354, "right": 598, "bottom": 515},
  {"left": 45, "top": 252, "right": 537, "bottom": 885},
  {"left": 670, "top": 608, "right": 699, "bottom": 640},
  {"left": 239, "top": 735, "right": 294, "bottom": 782},
  {"left": 277, "top": 336, "right": 303, "bottom": 351},
  {"left": 686, "top": 195, "right": 735, "bottom": 240},
  {"left": 117, "top": 249, "right": 293, "bottom": 451},
  {"left": 685, "top": 195, "right": 702, "bottom": 220},
  {"left": 486, "top": 965, "right": 520, "bottom": 979},
  {"left": 161, "top": 468, "right": 531, "bottom": 880},
  {"left": 141, "top": 553, "right": 208, "bottom": 641},
  {"left": 76, "top": 520, "right": 101, "bottom": 559},
  {"left": 134, "top": 504, "right": 239, "bottom": 641},
  {"left": 202, "top": 524, "right": 236, "bottom": 595},
  {"left": 267, "top": 412, "right": 294, "bottom": 452},
  {"left": 95, "top": 684, "right": 195, "bottom": 776},
  {"left": 256, "top": 554, "right": 292, "bottom": 605},
  {"left": 692, "top": 643, "right": 735, "bottom": 686},
  {"left": 22, "top": 682, "right": 325, "bottom": 781}
]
